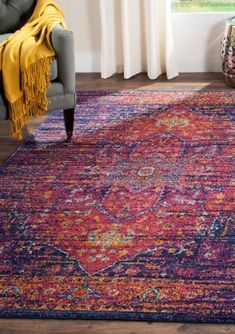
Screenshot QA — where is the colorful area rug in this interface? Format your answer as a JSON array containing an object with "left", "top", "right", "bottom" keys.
[{"left": 0, "top": 90, "right": 234, "bottom": 322}]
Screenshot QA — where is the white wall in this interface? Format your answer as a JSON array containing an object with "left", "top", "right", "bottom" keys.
[
  {"left": 56, "top": 0, "right": 101, "bottom": 72},
  {"left": 56, "top": 0, "right": 234, "bottom": 73},
  {"left": 173, "top": 13, "right": 232, "bottom": 72}
]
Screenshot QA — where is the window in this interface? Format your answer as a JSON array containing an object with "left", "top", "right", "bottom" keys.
[{"left": 172, "top": 0, "right": 235, "bottom": 12}]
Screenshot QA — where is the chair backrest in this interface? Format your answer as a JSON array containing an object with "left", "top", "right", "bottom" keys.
[{"left": 0, "top": 0, "right": 36, "bottom": 34}]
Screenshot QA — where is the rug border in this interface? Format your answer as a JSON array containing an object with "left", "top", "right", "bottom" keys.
[
  {"left": 0, "top": 310, "right": 234, "bottom": 323},
  {"left": 0, "top": 135, "right": 31, "bottom": 170}
]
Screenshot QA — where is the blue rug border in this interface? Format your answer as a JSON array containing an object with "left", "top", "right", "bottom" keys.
[{"left": 0, "top": 309, "right": 234, "bottom": 323}]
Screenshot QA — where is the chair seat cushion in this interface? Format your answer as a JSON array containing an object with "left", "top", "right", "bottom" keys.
[{"left": 0, "top": 33, "right": 58, "bottom": 81}]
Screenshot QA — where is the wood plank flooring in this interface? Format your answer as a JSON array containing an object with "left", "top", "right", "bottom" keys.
[
  {"left": 76, "top": 72, "right": 231, "bottom": 90},
  {"left": 0, "top": 73, "right": 234, "bottom": 334},
  {"left": 0, "top": 319, "right": 234, "bottom": 334}
]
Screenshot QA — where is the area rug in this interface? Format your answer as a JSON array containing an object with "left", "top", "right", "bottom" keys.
[{"left": 0, "top": 90, "right": 234, "bottom": 323}]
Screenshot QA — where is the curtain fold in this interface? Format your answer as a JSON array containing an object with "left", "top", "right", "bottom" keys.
[
  {"left": 100, "top": 0, "right": 116, "bottom": 78},
  {"left": 121, "top": 0, "right": 143, "bottom": 78},
  {"left": 100, "top": 0, "right": 178, "bottom": 80}
]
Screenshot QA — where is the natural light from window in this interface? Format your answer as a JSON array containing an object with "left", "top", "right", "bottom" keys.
[{"left": 172, "top": 0, "right": 235, "bottom": 12}]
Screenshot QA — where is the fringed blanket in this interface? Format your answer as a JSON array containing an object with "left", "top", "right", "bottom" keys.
[{"left": 0, "top": 0, "right": 66, "bottom": 139}]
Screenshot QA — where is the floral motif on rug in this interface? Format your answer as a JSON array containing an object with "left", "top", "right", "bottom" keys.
[{"left": 0, "top": 90, "right": 234, "bottom": 322}]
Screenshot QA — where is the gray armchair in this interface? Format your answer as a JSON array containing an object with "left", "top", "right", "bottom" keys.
[{"left": 0, "top": 0, "right": 75, "bottom": 142}]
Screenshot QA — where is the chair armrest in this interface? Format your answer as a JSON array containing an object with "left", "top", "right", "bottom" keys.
[{"left": 51, "top": 25, "right": 75, "bottom": 94}]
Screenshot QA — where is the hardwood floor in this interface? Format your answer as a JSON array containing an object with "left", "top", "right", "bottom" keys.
[
  {"left": 0, "top": 320, "right": 234, "bottom": 334},
  {"left": 0, "top": 73, "right": 234, "bottom": 334},
  {"left": 76, "top": 72, "right": 231, "bottom": 90}
]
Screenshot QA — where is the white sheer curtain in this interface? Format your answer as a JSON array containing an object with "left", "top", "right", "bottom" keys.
[{"left": 100, "top": 0, "right": 178, "bottom": 80}]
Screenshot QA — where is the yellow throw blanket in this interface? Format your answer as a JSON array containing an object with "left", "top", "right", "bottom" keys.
[{"left": 0, "top": 0, "right": 67, "bottom": 140}]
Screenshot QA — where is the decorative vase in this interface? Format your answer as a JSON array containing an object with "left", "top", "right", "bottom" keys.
[{"left": 222, "top": 16, "right": 235, "bottom": 88}]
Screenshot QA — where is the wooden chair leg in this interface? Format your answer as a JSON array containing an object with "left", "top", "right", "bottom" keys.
[{"left": 63, "top": 108, "right": 74, "bottom": 143}]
